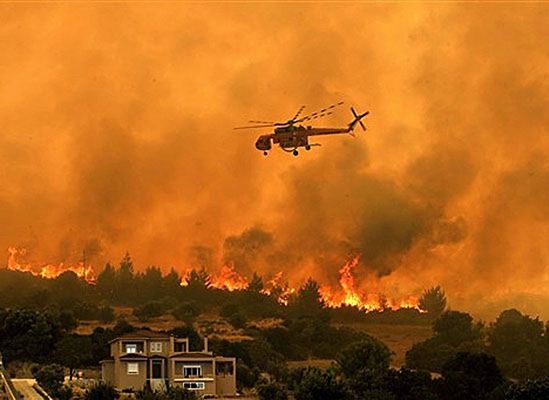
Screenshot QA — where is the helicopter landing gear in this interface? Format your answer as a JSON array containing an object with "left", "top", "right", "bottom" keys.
[
  {"left": 293, "top": 150, "right": 299, "bottom": 156},
  {"left": 305, "top": 145, "right": 311, "bottom": 151},
  {"left": 263, "top": 151, "right": 268, "bottom": 156}
]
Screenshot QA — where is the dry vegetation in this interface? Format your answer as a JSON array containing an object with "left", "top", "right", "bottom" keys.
[{"left": 347, "top": 323, "right": 433, "bottom": 367}]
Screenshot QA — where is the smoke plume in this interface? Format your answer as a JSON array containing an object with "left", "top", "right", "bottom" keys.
[{"left": 1, "top": 3, "right": 548, "bottom": 318}]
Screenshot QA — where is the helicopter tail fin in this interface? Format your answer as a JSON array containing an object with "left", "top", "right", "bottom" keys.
[{"left": 348, "top": 107, "right": 369, "bottom": 133}]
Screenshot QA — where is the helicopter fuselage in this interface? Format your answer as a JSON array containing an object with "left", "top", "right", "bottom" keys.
[{"left": 255, "top": 125, "right": 351, "bottom": 152}]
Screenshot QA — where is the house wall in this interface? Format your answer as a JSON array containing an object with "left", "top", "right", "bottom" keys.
[
  {"left": 215, "top": 359, "right": 237, "bottom": 396},
  {"left": 114, "top": 360, "right": 148, "bottom": 391},
  {"left": 101, "top": 361, "right": 114, "bottom": 386}
]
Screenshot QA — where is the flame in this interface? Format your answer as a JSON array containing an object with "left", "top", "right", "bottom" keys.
[
  {"left": 319, "top": 255, "right": 420, "bottom": 312},
  {"left": 6, "top": 247, "right": 96, "bottom": 283},
  {"left": 209, "top": 264, "right": 248, "bottom": 291},
  {"left": 6, "top": 247, "right": 419, "bottom": 312},
  {"left": 261, "top": 272, "right": 296, "bottom": 305}
]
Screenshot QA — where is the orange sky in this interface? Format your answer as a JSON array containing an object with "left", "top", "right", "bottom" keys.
[{"left": 1, "top": 3, "right": 548, "bottom": 319}]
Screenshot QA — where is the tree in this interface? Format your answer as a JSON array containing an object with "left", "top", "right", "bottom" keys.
[
  {"left": 186, "top": 268, "right": 210, "bottom": 290},
  {"left": 114, "top": 253, "right": 136, "bottom": 305},
  {"left": 290, "top": 278, "right": 328, "bottom": 320},
  {"left": 405, "top": 310, "right": 484, "bottom": 372},
  {"left": 32, "top": 364, "right": 67, "bottom": 398},
  {"left": 138, "top": 266, "right": 164, "bottom": 302},
  {"left": 90, "top": 327, "right": 117, "bottom": 364},
  {"left": 163, "top": 268, "right": 182, "bottom": 298},
  {"left": 487, "top": 309, "right": 548, "bottom": 379},
  {"left": 0, "top": 309, "right": 63, "bottom": 363},
  {"left": 96, "top": 264, "right": 116, "bottom": 302},
  {"left": 248, "top": 273, "right": 264, "bottom": 293},
  {"left": 335, "top": 338, "right": 391, "bottom": 377},
  {"left": 256, "top": 380, "right": 289, "bottom": 400},
  {"left": 53, "top": 334, "right": 92, "bottom": 380},
  {"left": 113, "top": 319, "right": 135, "bottom": 336},
  {"left": 335, "top": 338, "right": 392, "bottom": 398},
  {"left": 438, "top": 352, "right": 505, "bottom": 400},
  {"left": 51, "top": 271, "right": 88, "bottom": 305},
  {"left": 382, "top": 368, "right": 437, "bottom": 400},
  {"left": 433, "top": 311, "right": 481, "bottom": 346},
  {"left": 293, "top": 367, "right": 350, "bottom": 400},
  {"left": 419, "top": 286, "right": 447, "bottom": 317}
]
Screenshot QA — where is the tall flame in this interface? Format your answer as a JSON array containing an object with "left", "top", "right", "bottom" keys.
[
  {"left": 209, "top": 264, "right": 248, "bottom": 291},
  {"left": 6, "top": 247, "right": 96, "bottom": 283},
  {"left": 319, "top": 255, "right": 420, "bottom": 312},
  {"left": 261, "top": 272, "right": 296, "bottom": 305}
]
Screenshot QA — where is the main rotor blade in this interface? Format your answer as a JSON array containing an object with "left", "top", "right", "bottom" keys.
[
  {"left": 302, "top": 111, "right": 333, "bottom": 122},
  {"left": 291, "top": 105, "right": 305, "bottom": 121},
  {"left": 296, "top": 101, "right": 343, "bottom": 123},
  {"left": 234, "top": 124, "right": 274, "bottom": 130},
  {"left": 248, "top": 120, "right": 275, "bottom": 124}
]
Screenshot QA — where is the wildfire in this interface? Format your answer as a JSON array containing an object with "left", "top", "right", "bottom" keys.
[
  {"left": 261, "top": 272, "right": 296, "bottom": 305},
  {"left": 319, "top": 255, "right": 420, "bottom": 312},
  {"left": 6, "top": 247, "right": 96, "bottom": 283},
  {"left": 6, "top": 246, "right": 419, "bottom": 312},
  {"left": 209, "top": 265, "right": 248, "bottom": 291}
]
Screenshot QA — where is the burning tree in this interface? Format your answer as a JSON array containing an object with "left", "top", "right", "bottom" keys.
[{"left": 419, "top": 286, "right": 447, "bottom": 317}]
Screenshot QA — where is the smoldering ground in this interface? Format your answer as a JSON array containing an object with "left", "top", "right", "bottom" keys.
[{"left": 0, "top": 4, "right": 548, "bottom": 319}]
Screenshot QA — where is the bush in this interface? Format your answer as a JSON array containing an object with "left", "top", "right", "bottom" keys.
[
  {"left": 438, "top": 352, "right": 505, "bottom": 400},
  {"left": 84, "top": 382, "right": 119, "bottom": 400},
  {"left": 293, "top": 368, "right": 350, "bottom": 400},
  {"left": 335, "top": 338, "right": 391, "bottom": 377},
  {"left": 505, "top": 378, "right": 549, "bottom": 400},
  {"left": 405, "top": 311, "right": 484, "bottom": 372},
  {"left": 133, "top": 302, "right": 166, "bottom": 321},
  {"left": 32, "top": 363, "right": 65, "bottom": 394},
  {"left": 256, "top": 380, "right": 289, "bottom": 400},
  {"left": 228, "top": 312, "right": 247, "bottom": 329},
  {"left": 171, "top": 303, "right": 200, "bottom": 323}
]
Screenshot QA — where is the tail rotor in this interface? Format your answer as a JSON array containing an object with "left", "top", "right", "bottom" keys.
[{"left": 349, "top": 107, "right": 369, "bottom": 132}]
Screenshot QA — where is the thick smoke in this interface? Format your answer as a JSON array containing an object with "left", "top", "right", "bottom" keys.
[{"left": 1, "top": 4, "right": 548, "bottom": 318}]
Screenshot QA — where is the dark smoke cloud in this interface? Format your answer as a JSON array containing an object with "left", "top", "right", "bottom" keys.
[{"left": 1, "top": 4, "right": 548, "bottom": 318}]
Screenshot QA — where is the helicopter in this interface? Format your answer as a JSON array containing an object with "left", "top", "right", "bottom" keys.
[{"left": 234, "top": 102, "right": 369, "bottom": 156}]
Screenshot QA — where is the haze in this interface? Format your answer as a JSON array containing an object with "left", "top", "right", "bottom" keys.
[{"left": 1, "top": 3, "right": 548, "bottom": 319}]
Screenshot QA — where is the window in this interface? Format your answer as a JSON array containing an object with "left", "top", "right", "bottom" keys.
[
  {"left": 216, "top": 362, "right": 234, "bottom": 376},
  {"left": 174, "top": 342, "right": 186, "bottom": 352},
  {"left": 183, "top": 366, "right": 202, "bottom": 378},
  {"left": 150, "top": 342, "right": 162, "bottom": 352},
  {"left": 127, "top": 363, "right": 139, "bottom": 375},
  {"left": 183, "top": 382, "right": 205, "bottom": 390},
  {"left": 125, "top": 344, "right": 137, "bottom": 353}
]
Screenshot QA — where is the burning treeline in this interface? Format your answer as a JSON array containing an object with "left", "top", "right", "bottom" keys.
[{"left": 6, "top": 247, "right": 419, "bottom": 312}]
